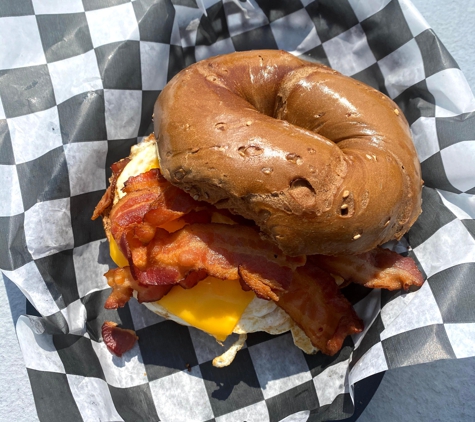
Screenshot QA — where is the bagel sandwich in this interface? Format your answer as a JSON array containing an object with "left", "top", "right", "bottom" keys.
[{"left": 92, "top": 50, "right": 424, "bottom": 366}]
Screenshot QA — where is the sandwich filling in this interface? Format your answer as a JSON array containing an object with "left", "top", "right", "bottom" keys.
[
  {"left": 93, "top": 135, "right": 422, "bottom": 366},
  {"left": 108, "top": 136, "right": 318, "bottom": 360}
]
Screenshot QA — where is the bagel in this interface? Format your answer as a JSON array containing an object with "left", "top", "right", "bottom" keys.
[{"left": 154, "top": 50, "right": 422, "bottom": 256}]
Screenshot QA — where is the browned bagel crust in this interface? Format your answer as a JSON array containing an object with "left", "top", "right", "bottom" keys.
[{"left": 154, "top": 50, "right": 422, "bottom": 256}]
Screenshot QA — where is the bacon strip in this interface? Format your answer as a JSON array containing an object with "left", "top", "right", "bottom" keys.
[
  {"left": 311, "top": 247, "right": 424, "bottom": 291},
  {"left": 102, "top": 321, "right": 138, "bottom": 357},
  {"left": 122, "top": 167, "right": 168, "bottom": 193},
  {"left": 109, "top": 169, "right": 201, "bottom": 241},
  {"left": 91, "top": 158, "right": 130, "bottom": 220},
  {"left": 104, "top": 267, "right": 172, "bottom": 308},
  {"left": 240, "top": 261, "right": 363, "bottom": 355},
  {"left": 125, "top": 223, "right": 305, "bottom": 291},
  {"left": 105, "top": 266, "right": 225, "bottom": 309},
  {"left": 238, "top": 266, "right": 289, "bottom": 301}
]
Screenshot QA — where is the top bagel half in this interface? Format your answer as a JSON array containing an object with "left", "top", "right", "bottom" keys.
[{"left": 154, "top": 50, "right": 422, "bottom": 256}]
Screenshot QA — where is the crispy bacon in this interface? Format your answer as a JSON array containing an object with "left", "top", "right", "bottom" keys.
[
  {"left": 92, "top": 157, "right": 130, "bottom": 220},
  {"left": 104, "top": 266, "right": 214, "bottom": 308},
  {"left": 124, "top": 224, "right": 305, "bottom": 292},
  {"left": 238, "top": 266, "right": 289, "bottom": 301},
  {"left": 102, "top": 321, "right": 138, "bottom": 356},
  {"left": 92, "top": 187, "right": 113, "bottom": 221},
  {"left": 104, "top": 267, "right": 172, "bottom": 308},
  {"left": 122, "top": 168, "right": 168, "bottom": 193},
  {"left": 180, "top": 269, "right": 209, "bottom": 289},
  {"left": 109, "top": 169, "right": 201, "bottom": 241},
  {"left": 104, "top": 268, "right": 133, "bottom": 308},
  {"left": 110, "top": 189, "right": 161, "bottom": 239},
  {"left": 240, "top": 261, "right": 364, "bottom": 355},
  {"left": 134, "top": 221, "right": 157, "bottom": 243},
  {"left": 111, "top": 158, "right": 132, "bottom": 176},
  {"left": 311, "top": 247, "right": 424, "bottom": 291}
]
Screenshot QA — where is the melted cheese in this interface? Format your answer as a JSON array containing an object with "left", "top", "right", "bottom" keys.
[
  {"left": 110, "top": 235, "right": 129, "bottom": 268},
  {"left": 158, "top": 278, "right": 255, "bottom": 341}
]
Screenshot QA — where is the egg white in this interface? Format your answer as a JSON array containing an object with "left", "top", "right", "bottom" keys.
[{"left": 114, "top": 138, "right": 160, "bottom": 203}]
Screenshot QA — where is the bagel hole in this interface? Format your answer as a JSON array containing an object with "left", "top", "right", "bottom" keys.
[{"left": 340, "top": 207, "right": 348, "bottom": 216}]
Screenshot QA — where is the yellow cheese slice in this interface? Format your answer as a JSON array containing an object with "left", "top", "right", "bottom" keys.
[
  {"left": 158, "top": 277, "right": 255, "bottom": 341},
  {"left": 109, "top": 235, "right": 129, "bottom": 268}
]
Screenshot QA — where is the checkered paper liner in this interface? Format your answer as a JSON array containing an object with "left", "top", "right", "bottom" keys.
[{"left": 1, "top": 0, "right": 475, "bottom": 421}]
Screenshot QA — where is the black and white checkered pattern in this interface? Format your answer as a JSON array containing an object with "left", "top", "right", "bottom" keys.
[{"left": 1, "top": 0, "right": 475, "bottom": 421}]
